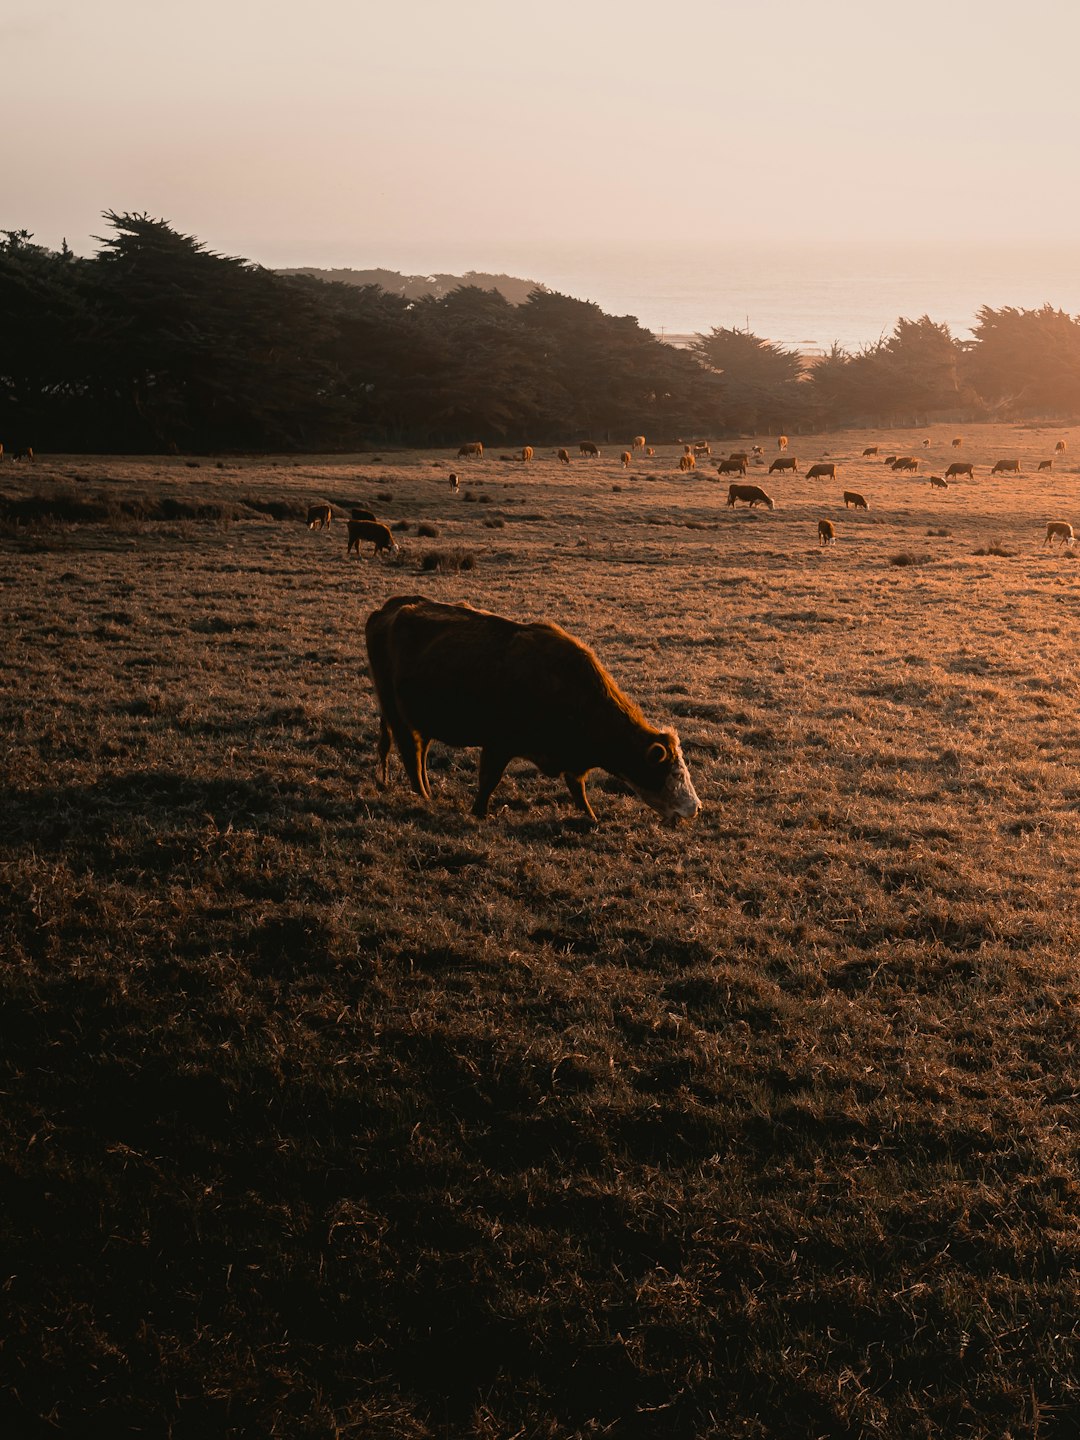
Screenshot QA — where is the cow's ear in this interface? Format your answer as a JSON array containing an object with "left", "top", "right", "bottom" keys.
[{"left": 647, "top": 741, "right": 670, "bottom": 765}]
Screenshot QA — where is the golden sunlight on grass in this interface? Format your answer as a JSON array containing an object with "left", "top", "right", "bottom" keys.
[{"left": 3, "top": 422, "right": 1080, "bottom": 1436}]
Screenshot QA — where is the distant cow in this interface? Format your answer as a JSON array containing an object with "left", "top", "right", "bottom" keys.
[
  {"left": 843, "top": 491, "right": 868, "bottom": 509},
  {"left": 727, "top": 483, "right": 774, "bottom": 510},
  {"left": 807, "top": 462, "right": 836, "bottom": 481},
  {"left": 645, "top": 447, "right": 655, "bottom": 457},
  {"left": 923, "top": 439, "right": 931, "bottom": 448},
  {"left": 621, "top": 450, "right": 632, "bottom": 468},
  {"left": 1056, "top": 440, "right": 1068, "bottom": 453},
  {"left": 952, "top": 437, "right": 963, "bottom": 448},
  {"left": 365, "top": 595, "right": 700, "bottom": 823},
  {"left": 448, "top": 473, "right": 460, "bottom": 491},
  {"left": 351, "top": 507, "right": 377, "bottom": 521},
  {"left": 307, "top": 504, "right": 332, "bottom": 529},
  {"left": 521, "top": 446, "right": 534, "bottom": 463},
  {"left": 717, "top": 457, "right": 747, "bottom": 476},
  {"left": 728, "top": 451, "right": 750, "bottom": 463},
  {"left": 693, "top": 441, "right": 711, "bottom": 457},
  {"left": 13, "top": 446, "right": 33, "bottom": 462},
  {"left": 777, "top": 435, "right": 788, "bottom": 451},
  {"left": 891, "top": 456, "right": 919, "bottom": 473},
  {"left": 769, "top": 456, "right": 798, "bottom": 474},
  {"left": 679, "top": 453, "right": 696, "bottom": 472},
  {"left": 751, "top": 444, "right": 764, "bottom": 456},
  {"left": 883, "top": 456, "right": 897, "bottom": 467},
  {"left": 818, "top": 519, "right": 836, "bottom": 545},
  {"left": 929, "top": 475, "right": 949, "bottom": 489},
  {"left": 945, "top": 462, "right": 973, "bottom": 479},
  {"left": 992, "top": 459, "right": 1021, "bottom": 475},
  {"left": 862, "top": 446, "right": 878, "bottom": 456},
  {"left": 580, "top": 441, "right": 600, "bottom": 457},
  {"left": 458, "top": 442, "right": 483, "bottom": 459},
  {"left": 632, "top": 435, "right": 646, "bottom": 451},
  {"left": 1044, "top": 521, "right": 1074, "bottom": 546},
  {"left": 348, "top": 520, "right": 396, "bottom": 556},
  {"left": 1039, "top": 459, "right": 1054, "bottom": 472},
  {"left": 557, "top": 448, "right": 570, "bottom": 464}
]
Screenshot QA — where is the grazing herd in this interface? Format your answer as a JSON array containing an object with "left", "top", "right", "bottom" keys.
[{"left": 308, "top": 430, "right": 1075, "bottom": 565}]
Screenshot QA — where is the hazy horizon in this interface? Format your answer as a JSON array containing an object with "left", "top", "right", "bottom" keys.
[{"left": 7, "top": 0, "right": 1080, "bottom": 260}]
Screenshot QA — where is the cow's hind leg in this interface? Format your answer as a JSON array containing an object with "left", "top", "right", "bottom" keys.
[
  {"left": 473, "top": 749, "right": 510, "bottom": 818},
  {"left": 376, "top": 716, "right": 393, "bottom": 788},
  {"left": 392, "top": 723, "right": 430, "bottom": 800},
  {"left": 564, "top": 773, "right": 597, "bottom": 823}
]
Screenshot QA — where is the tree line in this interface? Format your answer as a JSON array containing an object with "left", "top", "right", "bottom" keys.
[{"left": 2, "top": 214, "right": 1079, "bottom": 454}]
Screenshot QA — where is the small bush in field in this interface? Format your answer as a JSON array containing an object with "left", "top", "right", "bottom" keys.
[
  {"left": 478, "top": 493, "right": 493, "bottom": 504},
  {"left": 927, "top": 526, "right": 951, "bottom": 537},
  {"left": 463, "top": 491, "right": 477, "bottom": 503},
  {"left": 483, "top": 516, "right": 505, "bottom": 529},
  {"left": 974, "top": 539, "right": 1014, "bottom": 557},
  {"left": 392, "top": 519, "right": 411, "bottom": 532},
  {"left": 420, "top": 548, "right": 477, "bottom": 572},
  {"left": 417, "top": 522, "right": 439, "bottom": 538},
  {"left": 377, "top": 491, "right": 392, "bottom": 502},
  {"left": 889, "top": 551, "right": 930, "bottom": 567}
]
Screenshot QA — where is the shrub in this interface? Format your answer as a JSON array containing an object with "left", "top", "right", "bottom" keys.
[
  {"left": 419, "top": 548, "right": 477, "bottom": 572},
  {"left": 416, "top": 522, "right": 439, "bottom": 538}
]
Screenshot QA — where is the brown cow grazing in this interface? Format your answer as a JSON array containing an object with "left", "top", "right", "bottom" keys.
[
  {"left": 579, "top": 441, "right": 600, "bottom": 457},
  {"left": 1044, "top": 521, "right": 1074, "bottom": 546},
  {"left": 727, "top": 483, "right": 775, "bottom": 509},
  {"left": 348, "top": 520, "right": 397, "bottom": 556},
  {"left": 883, "top": 455, "right": 897, "bottom": 466},
  {"left": 1056, "top": 440, "right": 1067, "bottom": 453},
  {"left": 306, "top": 503, "right": 333, "bottom": 530},
  {"left": 632, "top": 435, "right": 646, "bottom": 451},
  {"left": 769, "top": 456, "right": 798, "bottom": 474},
  {"left": 448, "top": 472, "right": 460, "bottom": 491},
  {"left": 777, "top": 435, "right": 788, "bottom": 451},
  {"left": 621, "top": 450, "right": 632, "bottom": 468},
  {"left": 645, "top": 447, "right": 655, "bottom": 457},
  {"left": 557, "top": 448, "right": 571, "bottom": 464},
  {"left": 862, "top": 446, "right": 879, "bottom": 456},
  {"left": 952, "top": 437, "right": 963, "bottom": 447},
  {"left": 13, "top": 446, "right": 33, "bottom": 462},
  {"left": 929, "top": 475, "right": 949, "bottom": 489},
  {"left": 892, "top": 456, "right": 919, "bottom": 473},
  {"left": 992, "top": 459, "right": 1021, "bottom": 475},
  {"left": 1039, "top": 459, "right": 1054, "bottom": 472},
  {"left": 458, "top": 442, "right": 484, "bottom": 459},
  {"left": 693, "top": 441, "right": 711, "bottom": 457},
  {"left": 365, "top": 596, "right": 700, "bottom": 823},
  {"left": 807, "top": 462, "right": 836, "bottom": 481},
  {"left": 818, "top": 519, "right": 836, "bottom": 545},
  {"left": 521, "top": 446, "right": 534, "bottom": 463},
  {"left": 945, "top": 462, "right": 973, "bottom": 480},
  {"left": 728, "top": 451, "right": 750, "bottom": 463},
  {"left": 717, "top": 457, "right": 747, "bottom": 476},
  {"left": 844, "top": 491, "right": 869, "bottom": 509},
  {"left": 923, "top": 438, "right": 931, "bottom": 448},
  {"left": 751, "top": 444, "right": 764, "bottom": 456},
  {"left": 679, "top": 453, "right": 696, "bottom": 472},
  {"left": 351, "top": 507, "right": 377, "bottom": 521}
]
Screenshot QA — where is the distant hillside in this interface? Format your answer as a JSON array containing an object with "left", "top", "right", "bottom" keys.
[{"left": 277, "top": 266, "right": 546, "bottom": 306}]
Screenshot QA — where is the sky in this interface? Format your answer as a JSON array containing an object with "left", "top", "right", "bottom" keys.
[{"left": 5, "top": 0, "right": 1080, "bottom": 273}]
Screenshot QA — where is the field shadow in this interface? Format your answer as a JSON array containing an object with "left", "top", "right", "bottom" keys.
[{"left": 3, "top": 770, "right": 319, "bottom": 853}]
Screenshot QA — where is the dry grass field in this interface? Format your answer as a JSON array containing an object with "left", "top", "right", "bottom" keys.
[{"left": 3, "top": 423, "right": 1080, "bottom": 1437}]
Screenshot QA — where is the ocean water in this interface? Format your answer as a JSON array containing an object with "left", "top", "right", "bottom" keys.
[{"left": 353, "top": 239, "right": 1080, "bottom": 353}]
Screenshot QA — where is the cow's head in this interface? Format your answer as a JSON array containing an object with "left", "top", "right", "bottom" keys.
[{"left": 630, "top": 732, "right": 700, "bottom": 822}]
